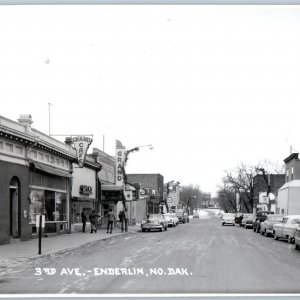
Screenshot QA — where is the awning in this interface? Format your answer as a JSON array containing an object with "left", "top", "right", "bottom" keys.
[
  {"left": 32, "top": 162, "right": 72, "bottom": 178},
  {"left": 101, "top": 184, "right": 123, "bottom": 191}
]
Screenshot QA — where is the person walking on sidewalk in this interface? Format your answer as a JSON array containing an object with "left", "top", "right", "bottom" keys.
[
  {"left": 89, "top": 210, "right": 99, "bottom": 233},
  {"left": 107, "top": 209, "right": 115, "bottom": 234},
  {"left": 118, "top": 209, "right": 125, "bottom": 232},
  {"left": 81, "top": 209, "right": 87, "bottom": 232}
]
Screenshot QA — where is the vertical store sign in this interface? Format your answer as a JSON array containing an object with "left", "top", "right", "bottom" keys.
[
  {"left": 116, "top": 140, "right": 126, "bottom": 186},
  {"left": 72, "top": 136, "right": 93, "bottom": 168}
]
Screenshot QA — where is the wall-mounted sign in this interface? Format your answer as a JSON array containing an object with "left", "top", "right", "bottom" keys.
[
  {"left": 72, "top": 136, "right": 93, "bottom": 168},
  {"left": 115, "top": 140, "right": 126, "bottom": 186},
  {"left": 79, "top": 185, "right": 93, "bottom": 195}
]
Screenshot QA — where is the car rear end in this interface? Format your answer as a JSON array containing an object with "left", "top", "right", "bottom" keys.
[{"left": 222, "top": 213, "right": 236, "bottom": 226}]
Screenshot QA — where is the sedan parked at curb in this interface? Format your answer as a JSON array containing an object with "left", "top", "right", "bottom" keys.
[
  {"left": 163, "top": 213, "right": 179, "bottom": 227},
  {"left": 141, "top": 214, "right": 168, "bottom": 232},
  {"left": 242, "top": 214, "right": 254, "bottom": 229},
  {"left": 273, "top": 215, "right": 300, "bottom": 244},
  {"left": 222, "top": 213, "right": 236, "bottom": 226},
  {"left": 260, "top": 214, "right": 283, "bottom": 237}
]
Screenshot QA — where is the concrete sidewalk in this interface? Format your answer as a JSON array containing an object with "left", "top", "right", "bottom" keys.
[{"left": 0, "top": 225, "right": 140, "bottom": 266}]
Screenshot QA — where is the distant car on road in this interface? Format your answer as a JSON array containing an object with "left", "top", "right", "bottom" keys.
[
  {"left": 193, "top": 213, "right": 199, "bottom": 218},
  {"left": 260, "top": 214, "right": 283, "bottom": 237},
  {"left": 242, "top": 214, "right": 254, "bottom": 229},
  {"left": 222, "top": 213, "right": 236, "bottom": 226},
  {"left": 163, "top": 213, "right": 179, "bottom": 227},
  {"left": 253, "top": 211, "right": 274, "bottom": 233},
  {"left": 141, "top": 214, "right": 168, "bottom": 232},
  {"left": 273, "top": 215, "right": 300, "bottom": 243}
]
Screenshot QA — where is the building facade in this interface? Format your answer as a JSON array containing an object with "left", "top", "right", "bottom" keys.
[
  {"left": 0, "top": 114, "right": 76, "bottom": 244},
  {"left": 127, "top": 174, "right": 164, "bottom": 215},
  {"left": 253, "top": 173, "right": 285, "bottom": 212},
  {"left": 277, "top": 153, "right": 300, "bottom": 215}
]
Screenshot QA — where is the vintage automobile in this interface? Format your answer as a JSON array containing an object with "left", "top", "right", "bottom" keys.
[
  {"left": 273, "top": 215, "right": 300, "bottom": 243},
  {"left": 242, "top": 214, "right": 254, "bottom": 229},
  {"left": 183, "top": 212, "right": 189, "bottom": 223},
  {"left": 260, "top": 214, "right": 283, "bottom": 237},
  {"left": 141, "top": 214, "right": 168, "bottom": 232},
  {"left": 295, "top": 227, "right": 300, "bottom": 250},
  {"left": 253, "top": 211, "right": 274, "bottom": 233},
  {"left": 222, "top": 213, "right": 236, "bottom": 226},
  {"left": 163, "top": 213, "right": 179, "bottom": 227},
  {"left": 176, "top": 211, "right": 188, "bottom": 223}
]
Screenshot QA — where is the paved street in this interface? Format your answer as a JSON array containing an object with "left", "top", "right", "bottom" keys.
[{"left": 1, "top": 212, "right": 300, "bottom": 294}]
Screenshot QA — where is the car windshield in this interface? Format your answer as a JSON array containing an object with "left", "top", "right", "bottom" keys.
[
  {"left": 148, "top": 214, "right": 162, "bottom": 220},
  {"left": 245, "top": 215, "right": 254, "bottom": 219}
]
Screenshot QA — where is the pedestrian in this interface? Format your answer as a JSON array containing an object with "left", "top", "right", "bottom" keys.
[
  {"left": 118, "top": 209, "right": 126, "bottom": 232},
  {"left": 107, "top": 209, "right": 115, "bottom": 234},
  {"left": 89, "top": 210, "right": 99, "bottom": 233},
  {"left": 81, "top": 209, "right": 87, "bottom": 232},
  {"left": 124, "top": 209, "right": 128, "bottom": 232}
]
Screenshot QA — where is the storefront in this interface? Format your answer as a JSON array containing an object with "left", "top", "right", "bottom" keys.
[
  {"left": 71, "top": 157, "right": 102, "bottom": 231},
  {"left": 28, "top": 162, "right": 72, "bottom": 236},
  {"left": 0, "top": 114, "right": 75, "bottom": 244}
]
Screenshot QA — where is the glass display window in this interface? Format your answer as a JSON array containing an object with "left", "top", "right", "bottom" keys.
[{"left": 29, "top": 189, "right": 45, "bottom": 223}]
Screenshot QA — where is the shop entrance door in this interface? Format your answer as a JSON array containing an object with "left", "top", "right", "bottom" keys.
[{"left": 10, "top": 177, "right": 21, "bottom": 239}]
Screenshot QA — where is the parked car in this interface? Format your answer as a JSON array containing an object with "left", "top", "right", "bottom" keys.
[
  {"left": 176, "top": 211, "right": 188, "bottom": 223},
  {"left": 193, "top": 213, "right": 199, "bottom": 218},
  {"left": 222, "top": 213, "right": 236, "bottom": 226},
  {"left": 141, "top": 214, "right": 168, "bottom": 232},
  {"left": 183, "top": 212, "right": 189, "bottom": 223},
  {"left": 163, "top": 213, "right": 179, "bottom": 227},
  {"left": 242, "top": 214, "right": 254, "bottom": 229},
  {"left": 295, "top": 227, "right": 300, "bottom": 250},
  {"left": 253, "top": 211, "right": 274, "bottom": 233},
  {"left": 273, "top": 215, "right": 300, "bottom": 243},
  {"left": 260, "top": 214, "right": 283, "bottom": 237}
]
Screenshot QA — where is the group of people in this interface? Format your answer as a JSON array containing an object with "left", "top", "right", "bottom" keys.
[{"left": 81, "top": 208, "right": 128, "bottom": 234}]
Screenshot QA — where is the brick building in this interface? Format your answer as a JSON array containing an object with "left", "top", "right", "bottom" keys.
[
  {"left": 253, "top": 173, "right": 285, "bottom": 212},
  {"left": 127, "top": 174, "right": 164, "bottom": 215}
]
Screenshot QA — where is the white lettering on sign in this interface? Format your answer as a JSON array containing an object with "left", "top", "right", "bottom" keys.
[
  {"left": 115, "top": 140, "right": 125, "bottom": 186},
  {"left": 71, "top": 137, "right": 93, "bottom": 168}
]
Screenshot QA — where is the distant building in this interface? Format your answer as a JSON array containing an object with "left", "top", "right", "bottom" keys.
[
  {"left": 277, "top": 153, "right": 300, "bottom": 215},
  {"left": 127, "top": 174, "right": 164, "bottom": 215},
  {"left": 253, "top": 173, "right": 285, "bottom": 212}
]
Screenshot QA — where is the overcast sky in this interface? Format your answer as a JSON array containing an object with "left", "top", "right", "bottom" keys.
[{"left": 1, "top": 5, "right": 300, "bottom": 196}]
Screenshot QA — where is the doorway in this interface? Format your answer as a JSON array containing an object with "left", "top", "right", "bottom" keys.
[{"left": 10, "top": 177, "right": 21, "bottom": 239}]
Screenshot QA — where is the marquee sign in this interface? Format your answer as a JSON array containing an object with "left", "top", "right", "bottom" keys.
[
  {"left": 116, "top": 140, "right": 126, "bottom": 186},
  {"left": 71, "top": 136, "right": 93, "bottom": 168},
  {"left": 79, "top": 185, "right": 93, "bottom": 195}
]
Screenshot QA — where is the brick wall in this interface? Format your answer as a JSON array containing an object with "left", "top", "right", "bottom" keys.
[{"left": 0, "top": 161, "right": 31, "bottom": 244}]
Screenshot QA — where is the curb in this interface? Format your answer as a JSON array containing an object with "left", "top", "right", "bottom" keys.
[{"left": 0, "top": 230, "right": 138, "bottom": 273}]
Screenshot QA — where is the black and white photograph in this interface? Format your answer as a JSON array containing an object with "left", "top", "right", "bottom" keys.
[{"left": 1, "top": 2, "right": 300, "bottom": 297}]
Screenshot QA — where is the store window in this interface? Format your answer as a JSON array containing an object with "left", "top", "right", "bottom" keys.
[
  {"left": 45, "top": 190, "right": 55, "bottom": 221},
  {"left": 55, "top": 192, "right": 67, "bottom": 221},
  {"left": 0, "top": 141, "right": 3, "bottom": 150},
  {"left": 29, "top": 189, "right": 45, "bottom": 223}
]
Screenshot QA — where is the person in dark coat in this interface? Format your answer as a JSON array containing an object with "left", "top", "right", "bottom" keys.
[
  {"left": 107, "top": 209, "right": 115, "bottom": 234},
  {"left": 81, "top": 209, "right": 87, "bottom": 232},
  {"left": 89, "top": 210, "right": 99, "bottom": 233},
  {"left": 118, "top": 209, "right": 126, "bottom": 232}
]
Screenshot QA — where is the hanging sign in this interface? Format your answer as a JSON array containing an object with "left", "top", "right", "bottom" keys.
[
  {"left": 72, "top": 136, "right": 93, "bottom": 168},
  {"left": 115, "top": 140, "right": 126, "bottom": 186},
  {"left": 36, "top": 215, "right": 45, "bottom": 228}
]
